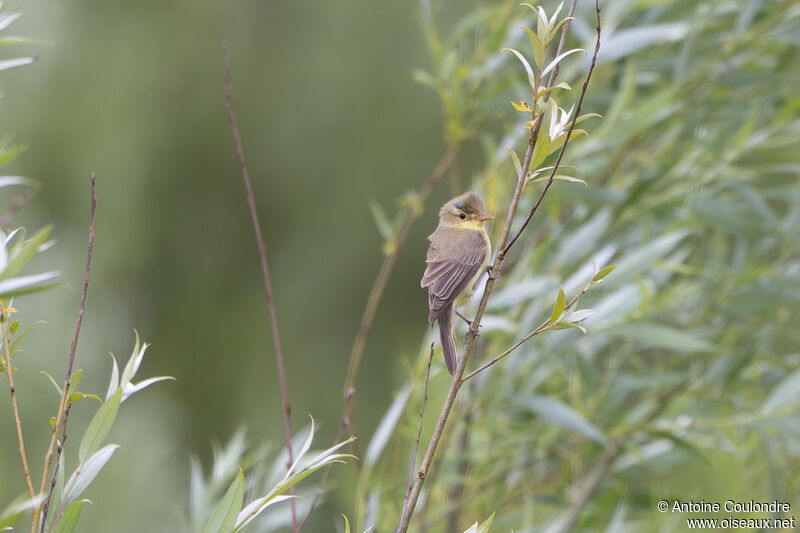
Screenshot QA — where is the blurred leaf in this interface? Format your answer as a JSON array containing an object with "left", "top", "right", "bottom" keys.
[
  {"left": 0, "top": 57, "right": 33, "bottom": 72},
  {"left": 0, "top": 11, "right": 22, "bottom": 32},
  {"left": 52, "top": 500, "right": 84, "bottom": 533},
  {"left": 530, "top": 135, "right": 551, "bottom": 169},
  {"left": 521, "top": 25, "right": 545, "bottom": 68},
  {"left": 593, "top": 265, "right": 618, "bottom": 282},
  {"left": 0, "top": 175, "right": 35, "bottom": 189},
  {"left": 0, "top": 271, "right": 61, "bottom": 298},
  {"left": 233, "top": 495, "right": 294, "bottom": 532},
  {"left": 0, "top": 493, "right": 45, "bottom": 529},
  {"left": 40, "top": 370, "right": 62, "bottom": 396},
  {"left": 63, "top": 445, "right": 120, "bottom": 506},
  {"left": 202, "top": 468, "right": 244, "bottom": 533},
  {"left": 105, "top": 353, "right": 119, "bottom": 401},
  {"left": 7, "top": 319, "right": 45, "bottom": 357},
  {"left": 288, "top": 415, "right": 316, "bottom": 474},
  {"left": 763, "top": 369, "right": 800, "bottom": 414},
  {"left": 529, "top": 174, "right": 586, "bottom": 186},
  {"left": 501, "top": 48, "right": 537, "bottom": 93},
  {"left": 506, "top": 147, "right": 522, "bottom": 180},
  {"left": 549, "top": 287, "right": 565, "bottom": 323},
  {"left": 566, "top": 309, "right": 597, "bottom": 322},
  {"left": 78, "top": 387, "right": 121, "bottom": 463},
  {"left": 541, "top": 48, "right": 583, "bottom": 78},
  {"left": 605, "top": 323, "right": 715, "bottom": 354},
  {"left": 598, "top": 23, "right": 689, "bottom": 63},
  {"left": 0, "top": 225, "right": 53, "bottom": 281},
  {"left": 553, "top": 321, "right": 586, "bottom": 334},
  {"left": 368, "top": 200, "right": 393, "bottom": 241},
  {"left": 464, "top": 511, "right": 495, "bottom": 533},
  {"left": 519, "top": 395, "right": 608, "bottom": 444},
  {"left": 365, "top": 383, "right": 411, "bottom": 467}
]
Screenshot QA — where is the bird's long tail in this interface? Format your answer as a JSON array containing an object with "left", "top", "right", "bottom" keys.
[{"left": 438, "top": 305, "right": 457, "bottom": 375}]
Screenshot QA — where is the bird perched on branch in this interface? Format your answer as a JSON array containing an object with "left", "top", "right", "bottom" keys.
[{"left": 421, "top": 191, "right": 493, "bottom": 375}]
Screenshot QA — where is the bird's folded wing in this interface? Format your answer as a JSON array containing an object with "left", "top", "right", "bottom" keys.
[{"left": 421, "top": 229, "right": 486, "bottom": 321}]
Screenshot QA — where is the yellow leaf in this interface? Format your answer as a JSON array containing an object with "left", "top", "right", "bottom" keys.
[{"left": 511, "top": 100, "right": 531, "bottom": 112}]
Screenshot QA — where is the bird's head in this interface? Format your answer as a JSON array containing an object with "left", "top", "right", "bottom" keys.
[{"left": 439, "top": 191, "right": 494, "bottom": 229}]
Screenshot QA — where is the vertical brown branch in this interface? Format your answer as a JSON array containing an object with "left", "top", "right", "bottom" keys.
[
  {"left": 32, "top": 172, "right": 96, "bottom": 533},
  {"left": 343, "top": 144, "right": 460, "bottom": 444},
  {"left": 298, "top": 146, "right": 460, "bottom": 530},
  {"left": 1, "top": 302, "right": 35, "bottom": 499},
  {"left": 400, "top": 344, "right": 434, "bottom": 519},
  {"left": 396, "top": 1, "right": 601, "bottom": 530},
  {"left": 221, "top": 41, "right": 298, "bottom": 532}
]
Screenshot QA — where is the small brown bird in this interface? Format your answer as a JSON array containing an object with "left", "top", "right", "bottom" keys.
[{"left": 421, "top": 191, "right": 493, "bottom": 375}]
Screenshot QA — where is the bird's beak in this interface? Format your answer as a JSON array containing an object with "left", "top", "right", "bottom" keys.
[{"left": 474, "top": 214, "right": 494, "bottom": 221}]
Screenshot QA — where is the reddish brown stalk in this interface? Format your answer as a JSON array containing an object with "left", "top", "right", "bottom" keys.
[
  {"left": 33, "top": 173, "right": 96, "bottom": 533},
  {"left": 221, "top": 41, "right": 298, "bottom": 532}
]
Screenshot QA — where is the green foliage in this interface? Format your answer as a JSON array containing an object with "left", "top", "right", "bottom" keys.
[
  {"left": 190, "top": 420, "right": 355, "bottom": 532},
  {"left": 359, "top": 0, "right": 800, "bottom": 530}
]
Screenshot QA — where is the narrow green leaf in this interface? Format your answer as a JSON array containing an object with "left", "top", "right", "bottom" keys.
[
  {"left": 0, "top": 225, "right": 53, "bottom": 281},
  {"left": 0, "top": 57, "right": 34, "bottom": 72},
  {"left": 592, "top": 265, "right": 618, "bottom": 282},
  {"left": 530, "top": 135, "right": 551, "bottom": 169},
  {"left": 365, "top": 384, "right": 411, "bottom": 466},
  {"left": 52, "top": 500, "right": 83, "bottom": 533},
  {"left": 8, "top": 320, "right": 45, "bottom": 355},
  {"left": 368, "top": 200, "right": 393, "bottom": 241},
  {"left": 233, "top": 495, "right": 295, "bottom": 532},
  {"left": 763, "top": 369, "right": 800, "bottom": 413},
  {"left": 548, "top": 16, "right": 575, "bottom": 43},
  {"left": 501, "top": 48, "right": 536, "bottom": 94},
  {"left": 202, "top": 468, "right": 244, "bottom": 533},
  {"left": 478, "top": 512, "right": 496, "bottom": 532},
  {"left": 541, "top": 48, "right": 584, "bottom": 78},
  {"left": 505, "top": 147, "right": 522, "bottom": 180},
  {"left": 550, "top": 287, "right": 565, "bottom": 323},
  {"left": 553, "top": 321, "right": 587, "bottom": 334},
  {"left": 40, "top": 370, "right": 63, "bottom": 396},
  {"left": 0, "top": 175, "right": 36, "bottom": 189},
  {"left": 63, "top": 445, "right": 119, "bottom": 506},
  {"left": 529, "top": 174, "right": 587, "bottom": 186},
  {"left": 0, "top": 494, "right": 45, "bottom": 529},
  {"left": 79, "top": 388, "right": 121, "bottom": 462},
  {"left": 521, "top": 26, "right": 545, "bottom": 68},
  {"left": 519, "top": 395, "right": 608, "bottom": 444},
  {"left": 0, "top": 271, "right": 61, "bottom": 298}
]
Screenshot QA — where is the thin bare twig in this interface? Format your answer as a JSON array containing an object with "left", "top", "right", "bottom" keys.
[
  {"left": 33, "top": 173, "right": 96, "bottom": 533},
  {"left": 0, "top": 184, "right": 39, "bottom": 230},
  {"left": 401, "top": 344, "right": 434, "bottom": 519},
  {"left": 396, "top": 2, "right": 601, "bottom": 530},
  {"left": 344, "top": 144, "right": 460, "bottom": 444},
  {"left": 462, "top": 279, "right": 592, "bottom": 382},
  {"left": 1, "top": 303, "right": 35, "bottom": 499},
  {"left": 221, "top": 40, "right": 298, "bottom": 532},
  {"left": 444, "top": 381, "right": 476, "bottom": 533}
]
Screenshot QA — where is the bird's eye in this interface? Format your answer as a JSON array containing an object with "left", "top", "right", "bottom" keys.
[{"left": 459, "top": 213, "right": 466, "bottom": 219}]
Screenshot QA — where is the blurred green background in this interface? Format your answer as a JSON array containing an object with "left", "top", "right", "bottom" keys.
[
  {"left": 1, "top": 0, "right": 800, "bottom": 532},
  {"left": 1, "top": 0, "right": 448, "bottom": 529}
]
